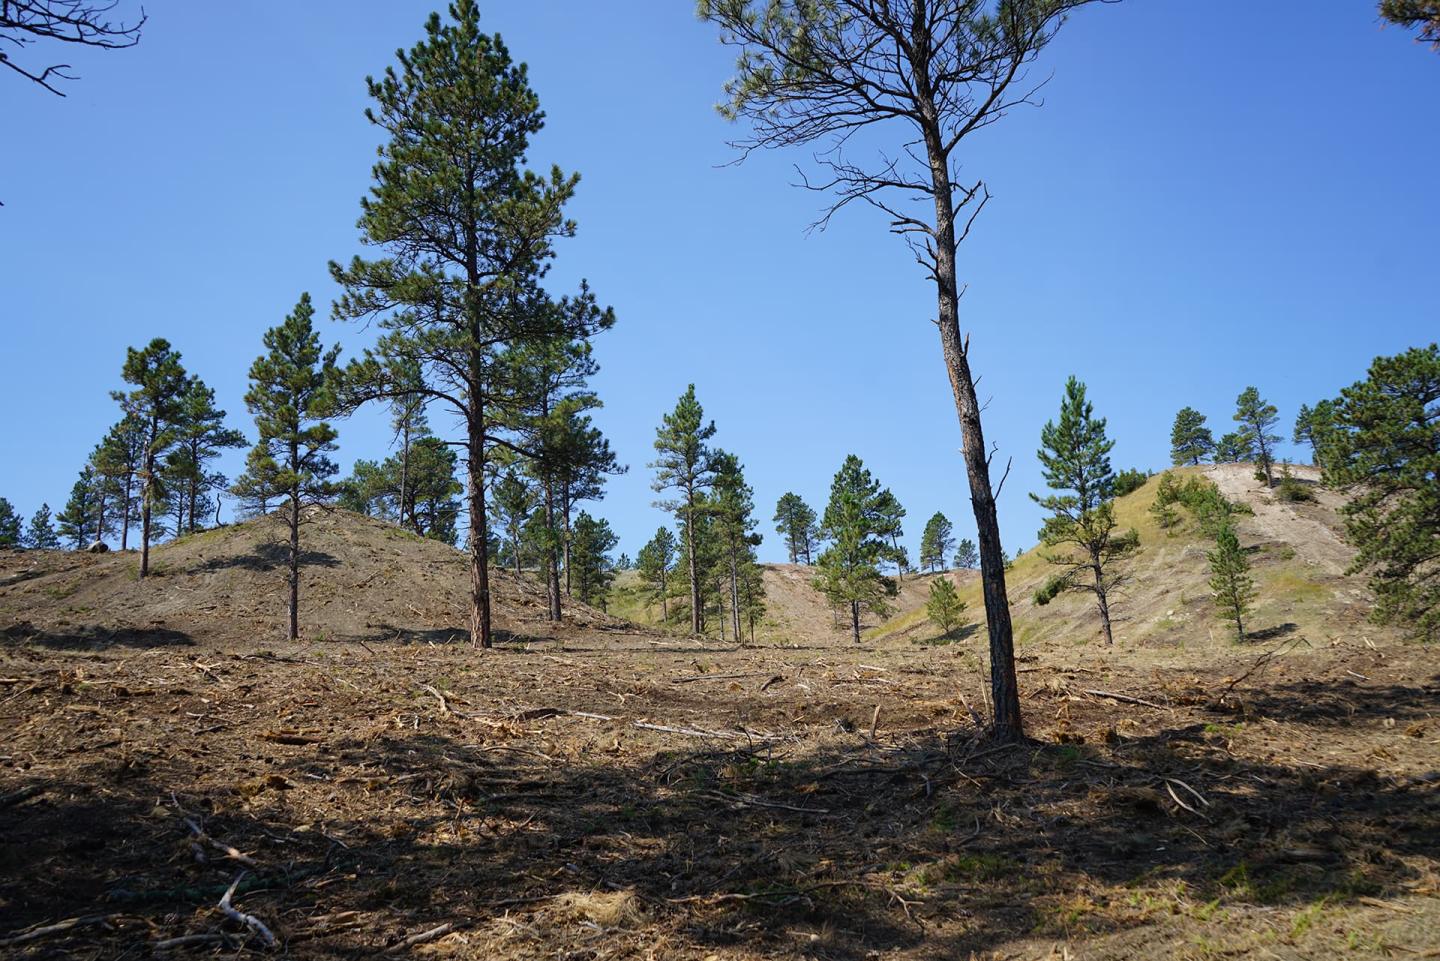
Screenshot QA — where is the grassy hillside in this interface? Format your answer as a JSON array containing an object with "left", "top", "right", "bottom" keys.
[
  {"left": 0, "top": 508, "right": 618, "bottom": 645},
  {"left": 869, "top": 462, "right": 1378, "bottom": 651}
]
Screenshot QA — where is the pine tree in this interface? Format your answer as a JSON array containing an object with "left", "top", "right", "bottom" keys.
[
  {"left": 165, "top": 377, "right": 246, "bottom": 535},
  {"left": 1213, "top": 431, "right": 1255, "bottom": 464},
  {"left": 232, "top": 293, "right": 340, "bottom": 641},
  {"left": 1325, "top": 344, "right": 1440, "bottom": 640},
  {"left": 637, "top": 527, "right": 676, "bottom": 623},
  {"left": 385, "top": 356, "right": 429, "bottom": 531},
  {"left": 489, "top": 466, "right": 536, "bottom": 578},
  {"left": 954, "top": 537, "right": 978, "bottom": 570},
  {"left": 926, "top": 577, "right": 968, "bottom": 637},
  {"left": 0, "top": 498, "right": 22, "bottom": 548},
  {"left": 93, "top": 415, "right": 146, "bottom": 549},
  {"left": 919, "top": 512, "right": 954, "bottom": 573},
  {"left": 406, "top": 437, "right": 462, "bottom": 545},
  {"left": 1234, "top": 386, "right": 1282, "bottom": 487},
  {"left": 56, "top": 467, "right": 102, "bottom": 549},
  {"left": 874, "top": 489, "right": 909, "bottom": 580},
  {"left": 1170, "top": 407, "right": 1214, "bottom": 465},
  {"left": 651, "top": 385, "right": 718, "bottom": 634},
  {"left": 24, "top": 503, "right": 59, "bottom": 550},
  {"left": 1031, "top": 376, "right": 1138, "bottom": 645},
  {"left": 113, "top": 338, "right": 188, "bottom": 576},
  {"left": 713, "top": 451, "right": 765, "bottom": 643},
  {"left": 813, "top": 455, "right": 898, "bottom": 642},
  {"left": 570, "top": 511, "right": 618, "bottom": 610},
  {"left": 1208, "top": 522, "right": 1256, "bottom": 642},
  {"left": 505, "top": 313, "right": 615, "bottom": 624},
  {"left": 737, "top": 555, "right": 767, "bottom": 643},
  {"left": 701, "top": 0, "right": 1094, "bottom": 741},
  {"left": 330, "top": 1, "right": 611, "bottom": 648},
  {"left": 772, "top": 492, "right": 818, "bottom": 564},
  {"left": 1292, "top": 399, "right": 1336, "bottom": 467}
]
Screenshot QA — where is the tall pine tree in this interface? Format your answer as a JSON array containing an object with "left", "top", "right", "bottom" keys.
[
  {"left": 1031, "top": 377, "right": 1137, "bottom": 646},
  {"left": 331, "top": 1, "right": 610, "bottom": 647},
  {"left": 1234, "top": 387, "right": 1282, "bottom": 487},
  {"left": 233, "top": 293, "right": 340, "bottom": 641},
  {"left": 712, "top": 451, "right": 765, "bottom": 643},
  {"left": 1325, "top": 344, "right": 1440, "bottom": 640},
  {"left": 112, "top": 338, "right": 188, "bottom": 576},
  {"left": 166, "top": 377, "right": 246, "bottom": 535},
  {"left": 651, "top": 385, "right": 718, "bottom": 634},
  {"left": 813, "top": 455, "right": 898, "bottom": 643}
]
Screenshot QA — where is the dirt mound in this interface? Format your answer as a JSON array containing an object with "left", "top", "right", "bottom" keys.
[{"left": 0, "top": 508, "right": 619, "bottom": 646}]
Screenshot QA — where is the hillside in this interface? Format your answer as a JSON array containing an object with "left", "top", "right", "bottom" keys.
[
  {"left": 0, "top": 508, "right": 620, "bottom": 647},
  {"left": 609, "top": 560, "right": 974, "bottom": 645},
  {"left": 870, "top": 462, "right": 1381, "bottom": 653}
]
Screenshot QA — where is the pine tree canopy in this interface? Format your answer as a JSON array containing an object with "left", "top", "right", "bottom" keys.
[
  {"left": 954, "top": 537, "right": 978, "bottom": 570},
  {"left": 1325, "top": 343, "right": 1440, "bottom": 640},
  {"left": 25, "top": 502, "right": 60, "bottom": 550},
  {"left": 919, "top": 511, "right": 954, "bottom": 573},
  {"left": 773, "top": 491, "right": 818, "bottom": 564},
  {"left": 56, "top": 466, "right": 102, "bottom": 548},
  {"left": 0, "top": 498, "right": 21, "bottom": 548},
  {"left": 1170, "top": 407, "right": 1215, "bottom": 466}
]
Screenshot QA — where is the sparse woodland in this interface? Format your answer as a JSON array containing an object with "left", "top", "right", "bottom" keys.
[{"left": 2, "top": 2, "right": 1438, "bottom": 959}]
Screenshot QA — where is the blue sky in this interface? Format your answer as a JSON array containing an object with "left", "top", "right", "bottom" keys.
[{"left": 2, "top": 1, "right": 1436, "bottom": 564}]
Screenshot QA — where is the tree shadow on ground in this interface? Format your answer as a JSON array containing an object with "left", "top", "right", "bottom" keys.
[
  {"left": 1245, "top": 622, "right": 1299, "bottom": 642},
  {"left": 191, "top": 541, "right": 338, "bottom": 573},
  {"left": 1211, "top": 674, "right": 1440, "bottom": 728},
  {"left": 0, "top": 620, "right": 195, "bottom": 649},
  {"left": 3, "top": 669, "right": 1437, "bottom": 959}
]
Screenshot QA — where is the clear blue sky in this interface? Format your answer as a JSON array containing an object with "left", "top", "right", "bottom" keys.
[{"left": 3, "top": 2, "right": 1436, "bottom": 564}]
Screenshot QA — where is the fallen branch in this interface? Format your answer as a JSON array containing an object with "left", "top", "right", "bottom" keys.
[
  {"left": 0, "top": 914, "right": 113, "bottom": 947},
  {"left": 1084, "top": 689, "right": 1164, "bottom": 710},
  {"left": 184, "top": 817, "right": 258, "bottom": 867},
  {"left": 218, "top": 872, "right": 276, "bottom": 948},
  {"left": 385, "top": 921, "right": 455, "bottom": 954},
  {"left": 0, "top": 783, "right": 46, "bottom": 810},
  {"left": 154, "top": 932, "right": 236, "bottom": 950}
]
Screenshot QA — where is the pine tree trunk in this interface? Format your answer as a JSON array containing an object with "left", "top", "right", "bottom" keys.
[
  {"left": 891, "top": 533, "right": 904, "bottom": 581},
  {"left": 188, "top": 464, "right": 199, "bottom": 534},
  {"left": 1094, "top": 562, "right": 1114, "bottom": 646},
  {"left": 140, "top": 415, "right": 157, "bottom": 578},
  {"left": 544, "top": 479, "right": 562, "bottom": 621},
  {"left": 685, "top": 487, "right": 701, "bottom": 635},
  {"left": 923, "top": 122, "right": 1023, "bottom": 741},
  {"left": 466, "top": 405, "right": 493, "bottom": 649},
  {"left": 850, "top": 599, "right": 861, "bottom": 644},
  {"left": 729, "top": 551, "right": 741, "bottom": 644},
  {"left": 287, "top": 492, "right": 300, "bottom": 641},
  {"left": 96, "top": 492, "right": 107, "bottom": 546},
  {"left": 399, "top": 423, "right": 410, "bottom": 530},
  {"left": 121, "top": 474, "right": 132, "bottom": 551},
  {"left": 562, "top": 490, "right": 573, "bottom": 597},
  {"left": 659, "top": 568, "right": 668, "bottom": 623}
]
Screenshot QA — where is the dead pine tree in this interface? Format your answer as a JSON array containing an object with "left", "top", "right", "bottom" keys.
[{"left": 699, "top": 0, "right": 1108, "bottom": 739}]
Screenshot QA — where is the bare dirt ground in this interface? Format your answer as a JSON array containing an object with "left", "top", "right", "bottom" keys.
[{"left": 1, "top": 505, "right": 1438, "bottom": 960}]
